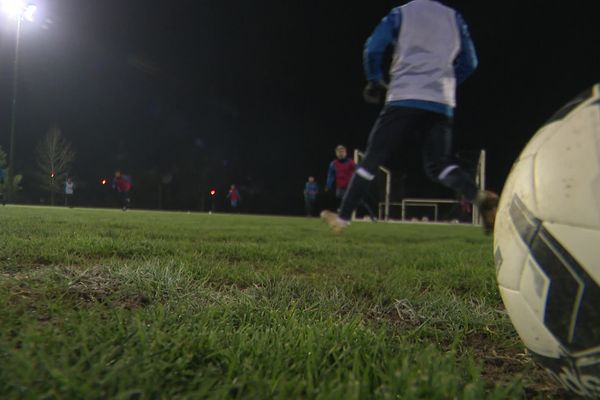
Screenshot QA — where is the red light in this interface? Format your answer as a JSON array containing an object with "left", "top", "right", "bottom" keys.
[
  {"left": 210, "top": 189, "right": 216, "bottom": 196},
  {"left": 101, "top": 179, "right": 107, "bottom": 185}
]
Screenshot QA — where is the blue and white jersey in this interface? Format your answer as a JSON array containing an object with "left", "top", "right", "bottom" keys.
[
  {"left": 65, "top": 181, "right": 75, "bottom": 195},
  {"left": 364, "top": 0, "right": 478, "bottom": 116},
  {"left": 304, "top": 181, "right": 319, "bottom": 200}
]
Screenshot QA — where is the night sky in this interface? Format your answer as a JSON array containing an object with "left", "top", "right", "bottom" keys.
[{"left": 0, "top": 0, "right": 599, "bottom": 214}]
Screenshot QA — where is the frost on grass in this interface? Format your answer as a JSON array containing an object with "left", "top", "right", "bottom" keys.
[
  {"left": 63, "top": 266, "right": 151, "bottom": 308},
  {"left": 1, "top": 263, "right": 217, "bottom": 310}
]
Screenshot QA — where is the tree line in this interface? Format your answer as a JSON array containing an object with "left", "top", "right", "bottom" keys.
[{"left": 1, "top": 127, "right": 75, "bottom": 206}]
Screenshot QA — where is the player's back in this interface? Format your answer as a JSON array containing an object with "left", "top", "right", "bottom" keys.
[{"left": 387, "top": 0, "right": 460, "bottom": 107}]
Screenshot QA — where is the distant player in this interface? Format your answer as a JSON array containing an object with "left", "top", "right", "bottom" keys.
[
  {"left": 112, "top": 171, "right": 132, "bottom": 211},
  {"left": 64, "top": 177, "right": 75, "bottom": 208},
  {"left": 326, "top": 145, "right": 377, "bottom": 221},
  {"left": 321, "top": 0, "right": 498, "bottom": 234},
  {"left": 303, "top": 176, "right": 319, "bottom": 217},
  {"left": 227, "top": 184, "right": 241, "bottom": 212}
]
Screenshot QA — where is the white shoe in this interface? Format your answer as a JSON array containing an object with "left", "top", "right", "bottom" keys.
[{"left": 320, "top": 210, "right": 349, "bottom": 234}]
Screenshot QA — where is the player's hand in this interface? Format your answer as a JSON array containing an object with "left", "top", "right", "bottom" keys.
[{"left": 363, "top": 81, "right": 387, "bottom": 104}]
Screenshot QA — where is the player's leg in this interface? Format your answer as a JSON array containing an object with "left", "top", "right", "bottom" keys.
[
  {"left": 121, "top": 192, "right": 130, "bottom": 211},
  {"left": 322, "top": 107, "right": 422, "bottom": 232},
  {"left": 420, "top": 114, "right": 498, "bottom": 234},
  {"left": 358, "top": 199, "right": 377, "bottom": 221},
  {"left": 305, "top": 197, "right": 311, "bottom": 216},
  {"left": 335, "top": 188, "right": 346, "bottom": 206},
  {"left": 340, "top": 107, "right": 425, "bottom": 217},
  {"left": 420, "top": 114, "right": 478, "bottom": 200}
]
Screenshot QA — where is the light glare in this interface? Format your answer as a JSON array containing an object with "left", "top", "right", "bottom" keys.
[
  {"left": 1, "top": 0, "right": 24, "bottom": 19},
  {"left": 1, "top": 0, "right": 36, "bottom": 20},
  {"left": 23, "top": 4, "right": 36, "bottom": 21}
]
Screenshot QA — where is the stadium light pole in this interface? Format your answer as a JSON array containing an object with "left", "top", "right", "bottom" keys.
[{"left": 1, "top": 0, "right": 37, "bottom": 201}]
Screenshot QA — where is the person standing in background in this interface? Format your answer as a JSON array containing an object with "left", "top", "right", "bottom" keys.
[
  {"left": 112, "top": 171, "right": 132, "bottom": 211},
  {"left": 304, "top": 176, "right": 319, "bottom": 217},
  {"left": 64, "top": 177, "right": 75, "bottom": 208},
  {"left": 227, "top": 184, "right": 241, "bottom": 213}
]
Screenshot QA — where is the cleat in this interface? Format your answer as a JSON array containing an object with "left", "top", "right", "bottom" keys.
[
  {"left": 320, "top": 210, "right": 348, "bottom": 234},
  {"left": 476, "top": 191, "right": 499, "bottom": 235}
]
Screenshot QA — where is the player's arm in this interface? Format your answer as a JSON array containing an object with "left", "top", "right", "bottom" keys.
[
  {"left": 454, "top": 13, "right": 478, "bottom": 84},
  {"left": 363, "top": 8, "right": 400, "bottom": 103},
  {"left": 326, "top": 162, "right": 336, "bottom": 190}
]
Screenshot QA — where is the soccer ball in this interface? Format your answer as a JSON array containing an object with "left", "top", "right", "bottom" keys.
[{"left": 494, "top": 83, "right": 600, "bottom": 398}]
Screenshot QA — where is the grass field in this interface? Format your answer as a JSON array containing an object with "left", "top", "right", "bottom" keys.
[{"left": 0, "top": 205, "right": 567, "bottom": 399}]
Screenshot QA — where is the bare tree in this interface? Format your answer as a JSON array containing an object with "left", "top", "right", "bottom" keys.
[
  {"left": 0, "top": 145, "right": 23, "bottom": 204},
  {"left": 35, "top": 127, "right": 76, "bottom": 205}
]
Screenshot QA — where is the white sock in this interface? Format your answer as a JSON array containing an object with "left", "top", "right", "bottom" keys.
[{"left": 336, "top": 217, "right": 350, "bottom": 226}]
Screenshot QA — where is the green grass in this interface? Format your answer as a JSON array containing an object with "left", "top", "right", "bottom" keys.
[{"left": 0, "top": 205, "right": 565, "bottom": 399}]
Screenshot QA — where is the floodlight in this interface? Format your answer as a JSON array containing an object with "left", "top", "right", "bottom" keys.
[
  {"left": 2, "top": 0, "right": 38, "bottom": 203},
  {"left": 23, "top": 4, "right": 36, "bottom": 21},
  {"left": 1, "top": 0, "right": 36, "bottom": 20},
  {"left": 1, "top": 0, "right": 23, "bottom": 19}
]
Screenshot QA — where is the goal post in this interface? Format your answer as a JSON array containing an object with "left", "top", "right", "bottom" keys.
[{"left": 353, "top": 148, "right": 487, "bottom": 224}]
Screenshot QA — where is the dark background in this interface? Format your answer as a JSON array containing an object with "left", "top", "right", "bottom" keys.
[{"left": 1, "top": 0, "right": 598, "bottom": 214}]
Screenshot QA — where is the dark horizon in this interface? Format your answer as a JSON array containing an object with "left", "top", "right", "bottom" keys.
[{"left": 1, "top": 1, "right": 598, "bottom": 214}]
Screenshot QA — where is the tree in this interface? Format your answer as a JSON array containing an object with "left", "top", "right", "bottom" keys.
[
  {"left": 0, "top": 145, "right": 22, "bottom": 205},
  {"left": 35, "top": 127, "right": 76, "bottom": 205}
]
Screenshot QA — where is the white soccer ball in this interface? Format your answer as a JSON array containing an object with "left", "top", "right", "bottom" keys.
[{"left": 494, "top": 83, "right": 600, "bottom": 398}]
